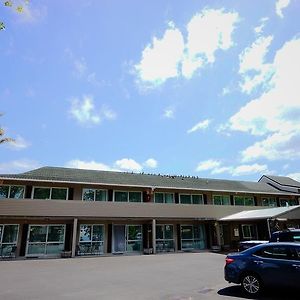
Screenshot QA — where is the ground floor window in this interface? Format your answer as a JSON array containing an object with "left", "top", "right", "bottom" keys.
[
  {"left": 0, "top": 224, "right": 19, "bottom": 257},
  {"left": 181, "top": 225, "right": 206, "bottom": 251},
  {"left": 156, "top": 224, "right": 174, "bottom": 252},
  {"left": 262, "top": 197, "right": 277, "bottom": 207},
  {"left": 241, "top": 224, "right": 257, "bottom": 240},
  {"left": 113, "top": 225, "right": 142, "bottom": 253},
  {"left": 26, "top": 225, "right": 65, "bottom": 256},
  {"left": 78, "top": 224, "right": 104, "bottom": 255},
  {"left": 279, "top": 198, "right": 299, "bottom": 207}
]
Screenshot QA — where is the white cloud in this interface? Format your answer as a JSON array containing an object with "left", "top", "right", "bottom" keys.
[
  {"left": 69, "top": 95, "right": 116, "bottom": 126},
  {"left": 7, "top": 135, "right": 30, "bottom": 150},
  {"left": 287, "top": 172, "right": 300, "bottom": 182},
  {"left": 228, "top": 38, "right": 300, "bottom": 161},
  {"left": 230, "top": 163, "right": 269, "bottom": 176},
  {"left": 254, "top": 17, "right": 269, "bottom": 35},
  {"left": 101, "top": 106, "right": 117, "bottom": 120},
  {"left": 196, "top": 159, "right": 221, "bottom": 172},
  {"left": 73, "top": 58, "right": 87, "bottom": 77},
  {"left": 114, "top": 158, "right": 143, "bottom": 172},
  {"left": 187, "top": 119, "right": 211, "bottom": 134},
  {"left": 144, "top": 158, "right": 158, "bottom": 168},
  {"left": 276, "top": 0, "right": 290, "bottom": 18},
  {"left": 239, "top": 35, "right": 274, "bottom": 93},
  {"left": 0, "top": 159, "right": 40, "bottom": 174},
  {"left": 163, "top": 108, "right": 175, "bottom": 119},
  {"left": 65, "top": 160, "right": 118, "bottom": 171},
  {"left": 135, "top": 9, "right": 239, "bottom": 86},
  {"left": 196, "top": 160, "right": 269, "bottom": 176},
  {"left": 182, "top": 9, "right": 239, "bottom": 78},
  {"left": 135, "top": 25, "right": 184, "bottom": 87}
]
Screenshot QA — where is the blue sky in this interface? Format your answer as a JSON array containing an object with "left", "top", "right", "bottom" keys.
[{"left": 1, "top": 0, "right": 300, "bottom": 181}]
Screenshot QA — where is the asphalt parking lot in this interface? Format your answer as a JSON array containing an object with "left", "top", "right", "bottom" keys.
[{"left": 0, "top": 252, "right": 297, "bottom": 300}]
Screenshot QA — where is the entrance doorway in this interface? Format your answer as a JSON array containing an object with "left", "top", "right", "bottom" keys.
[{"left": 112, "top": 225, "right": 142, "bottom": 253}]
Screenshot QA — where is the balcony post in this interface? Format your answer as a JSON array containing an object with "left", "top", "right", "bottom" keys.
[{"left": 71, "top": 218, "right": 78, "bottom": 257}]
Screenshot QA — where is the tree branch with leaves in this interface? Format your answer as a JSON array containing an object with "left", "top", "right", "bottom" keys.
[
  {"left": 0, "top": 114, "right": 14, "bottom": 144},
  {"left": 1, "top": 0, "right": 29, "bottom": 30}
]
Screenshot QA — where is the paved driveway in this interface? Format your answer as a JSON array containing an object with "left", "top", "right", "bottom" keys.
[{"left": 0, "top": 252, "right": 297, "bottom": 300}]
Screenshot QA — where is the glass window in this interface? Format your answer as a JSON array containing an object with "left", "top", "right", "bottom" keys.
[
  {"left": 2, "top": 225, "right": 18, "bottom": 243},
  {"left": 180, "top": 195, "right": 191, "bottom": 204},
  {"left": 192, "top": 195, "right": 203, "bottom": 204},
  {"left": 33, "top": 188, "right": 51, "bottom": 199},
  {"left": 47, "top": 225, "right": 65, "bottom": 242},
  {"left": 155, "top": 193, "right": 164, "bottom": 203},
  {"left": 234, "top": 196, "right": 244, "bottom": 206},
  {"left": 242, "top": 224, "right": 257, "bottom": 239},
  {"left": 80, "top": 225, "right": 91, "bottom": 241},
  {"left": 27, "top": 225, "right": 65, "bottom": 257},
  {"left": 156, "top": 225, "right": 174, "bottom": 252},
  {"left": 165, "top": 193, "right": 174, "bottom": 203},
  {"left": 213, "top": 195, "right": 230, "bottom": 205},
  {"left": 245, "top": 197, "right": 255, "bottom": 206},
  {"left": 280, "top": 198, "right": 299, "bottom": 207},
  {"left": 51, "top": 188, "right": 67, "bottom": 200},
  {"left": 115, "top": 191, "right": 128, "bottom": 202},
  {"left": 9, "top": 186, "right": 24, "bottom": 199},
  {"left": 29, "top": 225, "right": 47, "bottom": 242},
  {"left": 92, "top": 225, "right": 103, "bottom": 241},
  {"left": 129, "top": 192, "right": 141, "bottom": 203},
  {"left": 234, "top": 196, "right": 254, "bottom": 206},
  {"left": 262, "top": 197, "right": 277, "bottom": 207},
  {"left": 181, "top": 225, "right": 206, "bottom": 250},
  {"left": 83, "top": 189, "right": 95, "bottom": 201},
  {"left": 181, "top": 226, "right": 193, "bottom": 239},
  {"left": 95, "top": 190, "right": 107, "bottom": 201},
  {"left": 0, "top": 186, "right": 9, "bottom": 199},
  {"left": 156, "top": 225, "right": 164, "bottom": 240}
]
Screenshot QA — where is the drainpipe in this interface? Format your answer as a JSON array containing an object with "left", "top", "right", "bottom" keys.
[{"left": 267, "top": 218, "right": 271, "bottom": 239}]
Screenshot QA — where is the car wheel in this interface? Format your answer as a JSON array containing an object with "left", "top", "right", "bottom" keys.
[{"left": 241, "top": 273, "right": 262, "bottom": 296}]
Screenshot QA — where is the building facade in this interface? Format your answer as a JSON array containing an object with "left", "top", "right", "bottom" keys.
[{"left": 0, "top": 167, "right": 299, "bottom": 258}]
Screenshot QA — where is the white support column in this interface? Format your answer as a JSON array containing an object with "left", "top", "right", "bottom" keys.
[
  {"left": 71, "top": 218, "right": 78, "bottom": 258},
  {"left": 152, "top": 219, "right": 156, "bottom": 254}
]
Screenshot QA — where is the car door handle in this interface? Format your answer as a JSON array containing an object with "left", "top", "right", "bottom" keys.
[
  {"left": 292, "top": 264, "right": 300, "bottom": 269},
  {"left": 253, "top": 260, "right": 264, "bottom": 264}
]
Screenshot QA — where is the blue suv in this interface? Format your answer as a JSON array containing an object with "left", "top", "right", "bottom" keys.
[{"left": 224, "top": 242, "right": 300, "bottom": 296}]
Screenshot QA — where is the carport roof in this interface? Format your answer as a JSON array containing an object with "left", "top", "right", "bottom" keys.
[
  {"left": 0, "top": 166, "right": 298, "bottom": 195},
  {"left": 219, "top": 205, "right": 300, "bottom": 221}
]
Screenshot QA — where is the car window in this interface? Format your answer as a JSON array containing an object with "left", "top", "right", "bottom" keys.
[
  {"left": 254, "top": 246, "right": 292, "bottom": 260},
  {"left": 292, "top": 233, "right": 300, "bottom": 242},
  {"left": 291, "top": 247, "right": 300, "bottom": 261}
]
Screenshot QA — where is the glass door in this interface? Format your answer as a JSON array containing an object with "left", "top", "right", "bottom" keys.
[
  {"left": 113, "top": 225, "right": 126, "bottom": 253},
  {"left": 113, "top": 225, "right": 142, "bottom": 253}
]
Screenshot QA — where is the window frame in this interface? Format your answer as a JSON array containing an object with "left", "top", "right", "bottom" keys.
[
  {"left": 81, "top": 188, "right": 108, "bottom": 202},
  {"left": 279, "top": 198, "right": 299, "bottom": 207},
  {"left": 154, "top": 192, "right": 175, "bottom": 204},
  {"left": 0, "top": 185, "right": 25, "bottom": 199},
  {"left": 31, "top": 186, "right": 69, "bottom": 200},
  {"left": 241, "top": 224, "right": 257, "bottom": 239},
  {"left": 212, "top": 194, "right": 230, "bottom": 205},
  {"left": 179, "top": 193, "right": 204, "bottom": 205},
  {"left": 26, "top": 224, "right": 66, "bottom": 257},
  {"left": 261, "top": 197, "right": 277, "bottom": 207},
  {"left": 233, "top": 195, "right": 255, "bottom": 206},
  {"left": 113, "top": 190, "right": 142, "bottom": 203},
  {"left": 0, "top": 224, "right": 19, "bottom": 254}
]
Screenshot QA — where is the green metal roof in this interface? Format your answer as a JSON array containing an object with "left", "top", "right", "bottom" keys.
[{"left": 0, "top": 166, "right": 298, "bottom": 195}]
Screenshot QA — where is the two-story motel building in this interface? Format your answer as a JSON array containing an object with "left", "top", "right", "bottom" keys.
[{"left": 0, "top": 167, "right": 299, "bottom": 258}]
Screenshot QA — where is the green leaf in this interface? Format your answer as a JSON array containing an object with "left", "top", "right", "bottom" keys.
[
  {"left": 16, "top": 6, "right": 23, "bottom": 13},
  {"left": 4, "top": 1, "right": 13, "bottom": 7},
  {"left": 0, "top": 22, "right": 5, "bottom": 31}
]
